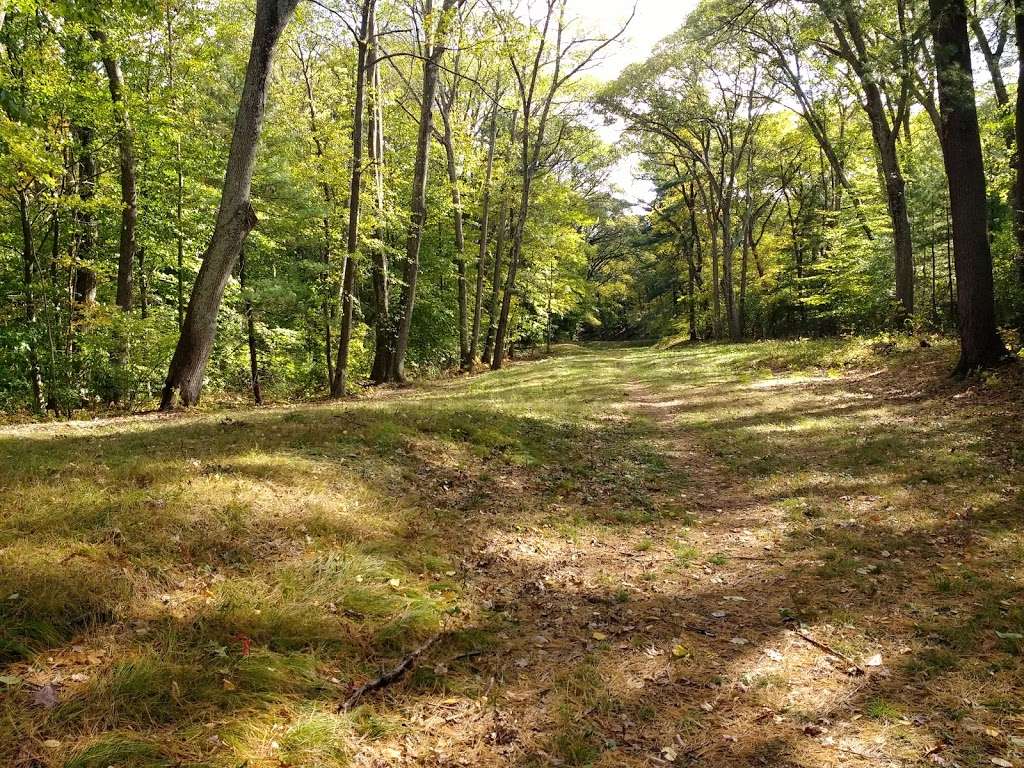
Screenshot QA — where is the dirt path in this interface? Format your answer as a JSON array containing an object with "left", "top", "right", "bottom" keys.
[{"left": 357, "top": 367, "right": 888, "bottom": 767}]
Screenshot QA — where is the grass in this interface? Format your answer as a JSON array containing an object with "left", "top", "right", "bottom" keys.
[{"left": 0, "top": 338, "right": 1022, "bottom": 767}]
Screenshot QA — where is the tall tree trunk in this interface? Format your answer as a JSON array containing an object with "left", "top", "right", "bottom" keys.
[
  {"left": 1015, "top": 0, "right": 1024, "bottom": 335},
  {"left": 160, "top": 0, "right": 300, "bottom": 409},
  {"left": 18, "top": 190, "right": 44, "bottom": 413},
  {"left": 73, "top": 126, "right": 98, "bottom": 305},
  {"left": 239, "top": 248, "right": 262, "bottom": 405},
  {"left": 930, "top": 0, "right": 1007, "bottom": 372},
  {"left": 390, "top": 0, "right": 460, "bottom": 382},
  {"left": 470, "top": 97, "right": 499, "bottom": 365},
  {"left": 818, "top": 2, "right": 915, "bottom": 319},
  {"left": 332, "top": 0, "right": 376, "bottom": 397},
  {"left": 481, "top": 199, "right": 510, "bottom": 365},
  {"left": 296, "top": 42, "right": 337, "bottom": 388},
  {"left": 437, "top": 89, "right": 470, "bottom": 370},
  {"left": 866, "top": 97, "right": 915, "bottom": 319},
  {"left": 165, "top": 3, "right": 186, "bottom": 329},
  {"left": 491, "top": 188, "right": 530, "bottom": 370},
  {"left": 90, "top": 29, "right": 137, "bottom": 312},
  {"left": 368, "top": 44, "right": 391, "bottom": 384}
]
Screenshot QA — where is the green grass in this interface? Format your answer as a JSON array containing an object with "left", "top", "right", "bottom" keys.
[{"left": 0, "top": 338, "right": 1021, "bottom": 767}]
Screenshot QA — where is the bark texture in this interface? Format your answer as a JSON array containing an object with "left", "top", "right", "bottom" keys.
[
  {"left": 389, "top": 0, "right": 461, "bottom": 383},
  {"left": 930, "top": 0, "right": 1007, "bottom": 372},
  {"left": 90, "top": 29, "right": 137, "bottom": 312},
  {"left": 160, "top": 0, "right": 300, "bottom": 409}
]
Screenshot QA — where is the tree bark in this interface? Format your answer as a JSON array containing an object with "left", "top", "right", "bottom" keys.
[
  {"left": 1014, "top": 0, "right": 1024, "bottom": 335},
  {"left": 160, "top": 0, "right": 300, "bottom": 409},
  {"left": 239, "top": 248, "right": 262, "bottom": 405},
  {"left": 438, "top": 94, "right": 471, "bottom": 370},
  {"left": 817, "top": 1, "right": 915, "bottom": 319},
  {"left": 469, "top": 97, "right": 499, "bottom": 365},
  {"left": 296, "top": 40, "right": 338, "bottom": 388},
  {"left": 332, "top": 0, "right": 376, "bottom": 397},
  {"left": 930, "top": 0, "right": 1007, "bottom": 372},
  {"left": 18, "top": 189, "right": 44, "bottom": 413},
  {"left": 390, "top": 0, "right": 461, "bottom": 382},
  {"left": 73, "top": 126, "right": 98, "bottom": 305},
  {"left": 481, "top": 199, "right": 510, "bottom": 365},
  {"left": 90, "top": 29, "right": 137, "bottom": 312},
  {"left": 368, "top": 42, "right": 392, "bottom": 384}
]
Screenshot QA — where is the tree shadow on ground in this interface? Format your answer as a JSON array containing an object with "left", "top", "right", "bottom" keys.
[{"left": 0, "top": 342, "right": 1021, "bottom": 767}]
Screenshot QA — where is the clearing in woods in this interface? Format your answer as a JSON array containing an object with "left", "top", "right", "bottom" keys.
[{"left": 1, "top": 340, "right": 1023, "bottom": 767}]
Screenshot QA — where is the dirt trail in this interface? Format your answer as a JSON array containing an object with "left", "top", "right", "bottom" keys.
[{"left": 359, "top": 367, "right": 880, "bottom": 767}]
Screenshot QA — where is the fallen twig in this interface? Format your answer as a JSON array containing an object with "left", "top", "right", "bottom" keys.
[
  {"left": 339, "top": 633, "right": 443, "bottom": 712},
  {"left": 790, "top": 627, "right": 865, "bottom": 676}
]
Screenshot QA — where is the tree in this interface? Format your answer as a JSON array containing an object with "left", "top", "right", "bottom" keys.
[
  {"left": 90, "top": 28, "right": 137, "bottom": 312},
  {"left": 388, "top": 0, "right": 463, "bottom": 383},
  {"left": 160, "top": 0, "right": 301, "bottom": 409},
  {"left": 929, "top": 0, "right": 1007, "bottom": 372}
]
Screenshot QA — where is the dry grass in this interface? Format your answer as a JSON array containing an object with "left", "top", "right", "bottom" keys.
[{"left": 1, "top": 338, "right": 1022, "bottom": 767}]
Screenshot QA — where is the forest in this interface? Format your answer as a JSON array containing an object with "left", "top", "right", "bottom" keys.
[
  {"left": 0, "top": 0, "right": 1020, "bottom": 414},
  {"left": 1, "top": 0, "right": 1024, "bottom": 767}
]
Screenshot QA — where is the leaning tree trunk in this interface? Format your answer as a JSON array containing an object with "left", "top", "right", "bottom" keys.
[
  {"left": 90, "top": 29, "right": 137, "bottom": 312},
  {"left": 160, "top": 0, "right": 300, "bottom": 409},
  {"left": 930, "top": 0, "right": 1007, "bottom": 372},
  {"left": 871, "top": 111, "right": 916, "bottom": 321},
  {"left": 332, "top": 0, "right": 376, "bottom": 398}
]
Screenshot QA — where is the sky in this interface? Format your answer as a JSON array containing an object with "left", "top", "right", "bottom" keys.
[{"left": 568, "top": 0, "right": 700, "bottom": 206}]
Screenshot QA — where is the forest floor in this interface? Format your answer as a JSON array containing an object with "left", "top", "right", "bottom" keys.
[{"left": 1, "top": 338, "right": 1023, "bottom": 768}]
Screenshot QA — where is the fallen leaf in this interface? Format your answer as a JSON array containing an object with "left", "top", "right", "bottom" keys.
[
  {"left": 865, "top": 653, "right": 883, "bottom": 667},
  {"left": 672, "top": 643, "right": 690, "bottom": 658},
  {"left": 990, "top": 759, "right": 1013, "bottom": 768},
  {"left": 0, "top": 675, "right": 22, "bottom": 686},
  {"left": 31, "top": 684, "right": 59, "bottom": 709},
  {"left": 591, "top": 631, "right": 608, "bottom": 641}
]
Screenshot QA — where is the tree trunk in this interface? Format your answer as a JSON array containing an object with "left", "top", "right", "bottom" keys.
[
  {"left": 367, "top": 33, "right": 392, "bottom": 383},
  {"left": 470, "top": 98, "right": 499, "bottom": 365},
  {"left": 18, "top": 190, "right": 44, "bottom": 413},
  {"left": 332, "top": 0, "right": 376, "bottom": 397},
  {"left": 390, "top": 0, "right": 460, "bottom": 383},
  {"left": 491, "top": 188, "right": 530, "bottom": 370},
  {"left": 481, "top": 199, "right": 510, "bottom": 365},
  {"left": 239, "top": 248, "right": 263, "bottom": 405},
  {"left": 90, "top": 29, "right": 137, "bottom": 312},
  {"left": 930, "top": 0, "right": 1007, "bottom": 372},
  {"left": 438, "top": 101, "right": 470, "bottom": 369},
  {"left": 73, "top": 126, "right": 98, "bottom": 305},
  {"left": 865, "top": 93, "right": 915, "bottom": 319},
  {"left": 160, "top": 0, "right": 300, "bottom": 409},
  {"left": 1014, "top": 0, "right": 1024, "bottom": 335}
]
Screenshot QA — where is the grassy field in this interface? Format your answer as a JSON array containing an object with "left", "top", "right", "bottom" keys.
[{"left": 1, "top": 337, "right": 1022, "bottom": 767}]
